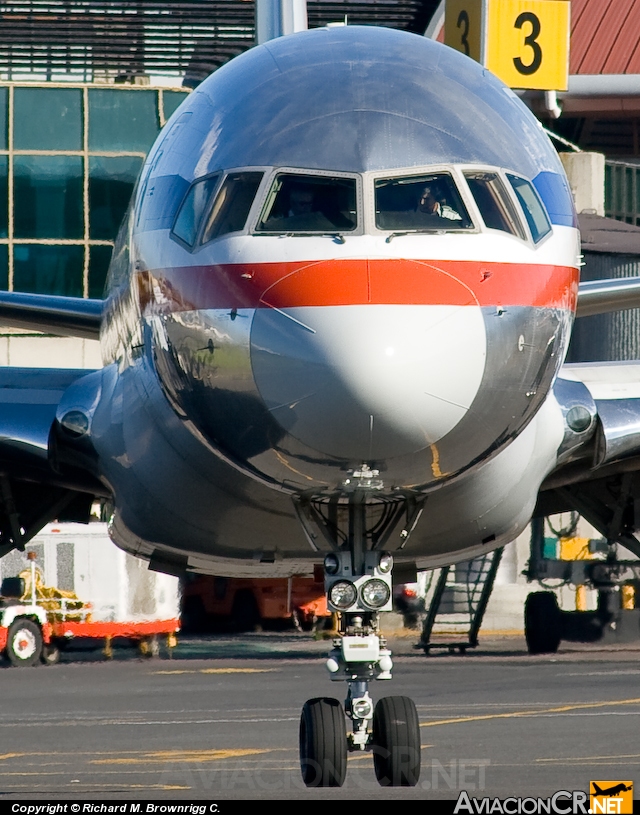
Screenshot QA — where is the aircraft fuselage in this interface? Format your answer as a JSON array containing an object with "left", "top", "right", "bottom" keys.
[{"left": 78, "top": 26, "right": 580, "bottom": 575}]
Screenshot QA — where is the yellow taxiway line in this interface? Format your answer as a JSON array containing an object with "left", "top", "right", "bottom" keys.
[
  {"left": 153, "top": 668, "right": 280, "bottom": 675},
  {"left": 420, "top": 696, "right": 640, "bottom": 728}
]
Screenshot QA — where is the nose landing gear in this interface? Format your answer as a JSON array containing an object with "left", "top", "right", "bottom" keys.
[
  {"left": 299, "top": 608, "right": 421, "bottom": 787},
  {"left": 295, "top": 490, "right": 424, "bottom": 788}
]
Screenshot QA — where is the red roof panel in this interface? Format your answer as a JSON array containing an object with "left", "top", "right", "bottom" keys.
[
  {"left": 570, "top": 0, "right": 640, "bottom": 74},
  {"left": 570, "top": 0, "right": 611, "bottom": 74}
]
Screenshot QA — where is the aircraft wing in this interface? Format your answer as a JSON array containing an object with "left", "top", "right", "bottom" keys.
[
  {"left": 0, "top": 366, "right": 107, "bottom": 557},
  {"left": 537, "top": 275, "right": 640, "bottom": 553},
  {"left": 0, "top": 291, "right": 102, "bottom": 339},
  {"left": 541, "top": 361, "right": 640, "bottom": 556},
  {"left": 0, "top": 292, "right": 105, "bottom": 556},
  {"left": 577, "top": 276, "right": 640, "bottom": 318}
]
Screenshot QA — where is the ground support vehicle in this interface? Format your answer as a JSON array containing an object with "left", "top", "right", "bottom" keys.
[
  {"left": 0, "top": 551, "right": 179, "bottom": 666},
  {"left": 180, "top": 573, "right": 331, "bottom": 632},
  {"left": 525, "top": 516, "right": 640, "bottom": 653}
]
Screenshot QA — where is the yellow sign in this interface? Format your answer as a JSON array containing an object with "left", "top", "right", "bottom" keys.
[
  {"left": 589, "top": 781, "right": 634, "bottom": 815},
  {"left": 444, "top": 0, "right": 570, "bottom": 91},
  {"left": 444, "top": 0, "right": 484, "bottom": 63}
]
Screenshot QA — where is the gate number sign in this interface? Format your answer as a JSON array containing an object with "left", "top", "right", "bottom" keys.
[{"left": 444, "top": 0, "right": 570, "bottom": 91}]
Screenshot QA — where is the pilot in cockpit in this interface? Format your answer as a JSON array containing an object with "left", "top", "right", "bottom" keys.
[
  {"left": 417, "top": 185, "right": 462, "bottom": 221},
  {"left": 288, "top": 186, "right": 316, "bottom": 217}
]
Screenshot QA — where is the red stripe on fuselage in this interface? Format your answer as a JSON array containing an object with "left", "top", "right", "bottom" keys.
[{"left": 137, "top": 259, "right": 579, "bottom": 313}]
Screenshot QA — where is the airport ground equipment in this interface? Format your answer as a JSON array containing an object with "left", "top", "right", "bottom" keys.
[
  {"left": 0, "top": 551, "right": 179, "bottom": 666},
  {"left": 418, "top": 549, "right": 504, "bottom": 654},
  {"left": 525, "top": 516, "right": 640, "bottom": 653},
  {"left": 180, "top": 572, "right": 330, "bottom": 633}
]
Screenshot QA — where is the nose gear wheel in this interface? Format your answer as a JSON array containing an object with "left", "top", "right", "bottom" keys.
[
  {"left": 372, "top": 695, "right": 421, "bottom": 786},
  {"left": 299, "top": 697, "right": 348, "bottom": 787}
]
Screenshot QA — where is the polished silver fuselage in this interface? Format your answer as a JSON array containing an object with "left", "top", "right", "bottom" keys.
[{"left": 82, "top": 27, "right": 580, "bottom": 575}]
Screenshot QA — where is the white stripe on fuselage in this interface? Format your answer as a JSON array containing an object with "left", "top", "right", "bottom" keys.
[{"left": 137, "top": 226, "right": 580, "bottom": 273}]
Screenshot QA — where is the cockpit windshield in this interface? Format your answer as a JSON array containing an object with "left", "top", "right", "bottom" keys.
[
  {"left": 464, "top": 171, "right": 525, "bottom": 239},
  {"left": 172, "top": 174, "right": 220, "bottom": 247},
  {"left": 375, "top": 173, "right": 473, "bottom": 231},
  {"left": 257, "top": 173, "right": 357, "bottom": 233},
  {"left": 506, "top": 174, "right": 551, "bottom": 243},
  {"left": 172, "top": 171, "right": 263, "bottom": 248},
  {"left": 200, "top": 171, "right": 263, "bottom": 244}
]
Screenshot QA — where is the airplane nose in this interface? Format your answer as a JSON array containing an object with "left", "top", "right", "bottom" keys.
[{"left": 250, "top": 266, "right": 487, "bottom": 461}]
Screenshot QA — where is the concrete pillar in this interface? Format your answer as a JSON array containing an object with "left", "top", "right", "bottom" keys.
[
  {"left": 256, "top": 0, "right": 308, "bottom": 45},
  {"left": 560, "top": 151, "right": 606, "bottom": 217}
]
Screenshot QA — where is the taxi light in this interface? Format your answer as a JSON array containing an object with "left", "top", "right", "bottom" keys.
[
  {"left": 329, "top": 580, "right": 357, "bottom": 610},
  {"left": 324, "top": 553, "right": 340, "bottom": 575},
  {"left": 352, "top": 697, "right": 373, "bottom": 719},
  {"left": 378, "top": 552, "right": 393, "bottom": 573},
  {"left": 360, "top": 579, "right": 390, "bottom": 609}
]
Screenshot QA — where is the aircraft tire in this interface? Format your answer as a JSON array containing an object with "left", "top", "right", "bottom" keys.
[
  {"left": 525, "top": 591, "right": 561, "bottom": 654},
  {"left": 299, "top": 697, "right": 347, "bottom": 787},
  {"left": 6, "top": 618, "right": 43, "bottom": 667},
  {"left": 372, "top": 695, "right": 421, "bottom": 786}
]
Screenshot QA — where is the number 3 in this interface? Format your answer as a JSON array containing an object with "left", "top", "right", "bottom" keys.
[
  {"left": 457, "top": 10, "right": 470, "bottom": 57},
  {"left": 513, "top": 11, "right": 542, "bottom": 75}
]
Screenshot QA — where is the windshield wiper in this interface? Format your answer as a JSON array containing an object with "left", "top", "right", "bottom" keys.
[
  {"left": 256, "top": 232, "right": 346, "bottom": 243},
  {"left": 385, "top": 229, "right": 446, "bottom": 243}
]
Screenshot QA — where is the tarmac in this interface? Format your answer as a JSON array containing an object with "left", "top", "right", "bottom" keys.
[{"left": 2, "top": 628, "right": 640, "bottom": 801}]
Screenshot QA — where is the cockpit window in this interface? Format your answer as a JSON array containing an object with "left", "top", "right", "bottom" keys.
[
  {"left": 200, "top": 171, "right": 263, "bottom": 244},
  {"left": 464, "top": 172, "right": 525, "bottom": 239},
  {"left": 172, "top": 174, "right": 220, "bottom": 246},
  {"left": 257, "top": 174, "right": 357, "bottom": 233},
  {"left": 375, "top": 173, "right": 473, "bottom": 231},
  {"left": 506, "top": 174, "right": 552, "bottom": 243}
]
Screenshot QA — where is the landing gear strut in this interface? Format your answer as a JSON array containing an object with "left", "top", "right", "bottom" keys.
[{"left": 295, "top": 482, "right": 423, "bottom": 787}]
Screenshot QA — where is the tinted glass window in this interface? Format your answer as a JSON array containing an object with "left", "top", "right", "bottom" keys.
[
  {"left": 89, "top": 156, "right": 144, "bottom": 240},
  {"left": 14, "top": 156, "right": 83, "bottom": 239},
  {"left": 201, "top": 171, "right": 263, "bottom": 244},
  {"left": 172, "top": 175, "right": 220, "bottom": 246},
  {"left": 0, "top": 245, "right": 8, "bottom": 291},
  {"left": 14, "top": 88, "right": 82, "bottom": 151},
  {"left": 375, "top": 173, "right": 472, "bottom": 231},
  {"left": 14, "top": 245, "right": 83, "bottom": 297},
  {"left": 89, "top": 245, "right": 113, "bottom": 299},
  {"left": 507, "top": 174, "right": 552, "bottom": 243},
  {"left": 0, "top": 88, "right": 7, "bottom": 151},
  {"left": 89, "top": 89, "right": 158, "bottom": 152},
  {"left": 258, "top": 174, "right": 357, "bottom": 233},
  {"left": 0, "top": 155, "right": 8, "bottom": 239},
  {"left": 464, "top": 172, "right": 525, "bottom": 238},
  {"left": 163, "top": 91, "right": 189, "bottom": 121}
]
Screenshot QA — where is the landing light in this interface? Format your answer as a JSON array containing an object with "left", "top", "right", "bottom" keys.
[
  {"left": 329, "top": 580, "right": 357, "bottom": 610},
  {"left": 360, "top": 579, "right": 391, "bottom": 609}
]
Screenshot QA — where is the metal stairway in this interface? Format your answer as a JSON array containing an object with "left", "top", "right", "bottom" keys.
[{"left": 419, "top": 548, "right": 503, "bottom": 654}]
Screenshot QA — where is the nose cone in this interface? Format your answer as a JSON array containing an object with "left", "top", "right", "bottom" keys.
[{"left": 250, "top": 302, "right": 487, "bottom": 461}]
